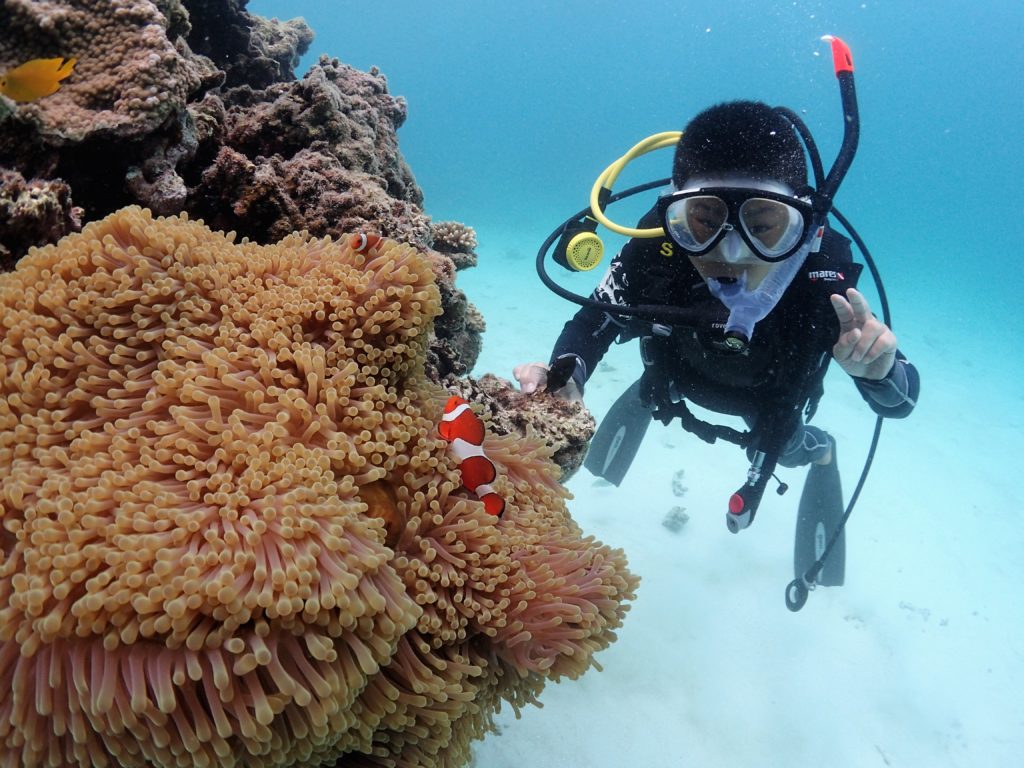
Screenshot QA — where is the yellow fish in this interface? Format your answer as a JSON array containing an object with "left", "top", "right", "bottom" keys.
[{"left": 0, "top": 57, "right": 76, "bottom": 102}]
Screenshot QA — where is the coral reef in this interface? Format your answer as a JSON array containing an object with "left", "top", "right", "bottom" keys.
[
  {"left": 430, "top": 221, "right": 478, "bottom": 270},
  {"left": 193, "top": 55, "right": 429, "bottom": 246},
  {"left": 0, "top": 0, "right": 480, "bottom": 376},
  {"left": 183, "top": 0, "right": 314, "bottom": 89},
  {"left": 0, "top": 1, "right": 425, "bottom": 248},
  {"left": 0, "top": 208, "right": 638, "bottom": 767}
]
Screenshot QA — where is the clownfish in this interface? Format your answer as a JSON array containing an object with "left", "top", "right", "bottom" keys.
[
  {"left": 349, "top": 233, "right": 383, "bottom": 254},
  {"left": 0, "top": 57, "right": 76, "bottom": 102},
  {"left": 439, "top": 396, "right": 506, "bottom": 518}
]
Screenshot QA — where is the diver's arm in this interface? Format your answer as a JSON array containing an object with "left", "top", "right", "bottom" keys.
[
  {"left": 513, "top": 273, "right": 624, "bottom": 399},
  {"left": 512, "top": 306, "right": 616, "bottom": 401},
  {"left": 513, "top": 285, "right": 623, "bottom": 399},
  {"left": 853, "top": 352, "right": 919, "bottom": 418},
  {"left": 517, "top": 209, "right": 655, "bottom": 399},
  {"left": 828, "top": 286, "right": 918, "bottom": 416},
  {"left": 545, "top": 246, "right": 639, "bottom": 396}
]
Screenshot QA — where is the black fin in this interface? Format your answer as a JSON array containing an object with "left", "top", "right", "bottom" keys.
[
  {"left": 583, "top": 379, "right": 653, "bottom": 486},
  {"left": 794, "top": 438, "right": 845, "bottom": 586}
]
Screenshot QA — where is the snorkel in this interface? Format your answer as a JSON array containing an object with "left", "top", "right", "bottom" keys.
[
  {"left": 814, "top": 35, "right": 859, "bottom": 211},
  {"left": 536, "top": 35, "right": 861, "bottom": 350},
  {"left": 714, "top": 35, "right": 861, "bottom": 542},
  {"left": 712, "top": 35, "right": 859, "bottom": 349}
]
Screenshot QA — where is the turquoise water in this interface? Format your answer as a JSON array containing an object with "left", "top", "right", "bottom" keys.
[
  {"left": 246, "top": 3, "right": 1024, "bottom": 766},
  {"left": 251, "top": 0, "right": 1024, "bottom": 352}
]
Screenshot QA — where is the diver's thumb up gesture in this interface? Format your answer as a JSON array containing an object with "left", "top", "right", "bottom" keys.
[{"left": 830, "top": 288, "right": 897, "bottom": 380}]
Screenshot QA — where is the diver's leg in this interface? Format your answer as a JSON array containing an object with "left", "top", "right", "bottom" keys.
[
  {"left": 777, "top": 422, "right": 832, "bottom": 468},
  {"left": 743, "top": 416, "right": 830, "bottom": 467}
]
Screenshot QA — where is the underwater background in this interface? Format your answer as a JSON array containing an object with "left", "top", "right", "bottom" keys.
[
  {"left": 245, "top": 1, "right": 1024, "bottom": 766},
  {"left": 252, "top": 0, "right": 1024, "bottom": 365},
  {"left": 0, "top": 0, "right": 1018, "bottom": 765}
]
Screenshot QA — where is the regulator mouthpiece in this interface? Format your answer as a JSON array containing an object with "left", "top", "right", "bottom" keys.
[{"left": 705, "top": 238, "right": 812, "bottom": 343}]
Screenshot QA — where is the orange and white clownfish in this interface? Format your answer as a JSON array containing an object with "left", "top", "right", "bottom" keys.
[
  {"left": 438, "top": 396, "right": 506, "bottom": 518},
  {"left": 349, "top": 233, "right": 383, "bottom": 254}
]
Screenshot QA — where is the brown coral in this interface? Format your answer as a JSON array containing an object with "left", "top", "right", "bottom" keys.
[
  {"left": 183, "top": 0, "right": 314, "bottom": 89},
  {"left": 1, "top": 6, "right": 436, "bottom": 263},
  {"left": 194, "top": 144, "right": 430, "bottom": 247},
  {"left": 0, "top": 207, "right": 637, "bottom": 767},
  {"left": 430, "top": 221, "right": 478, "bottom": 270},
  {"left": 0, "top": 168, "right": 82, "bottom": 271},
  {"left": 446, "top": 374, "right": 596, "bottom": 482},
  {"left": 192, "top": 56, "right": 428, "bottom": 246},
  {"left": 0, "top": 0, "right": 217, "bottom": 142}
]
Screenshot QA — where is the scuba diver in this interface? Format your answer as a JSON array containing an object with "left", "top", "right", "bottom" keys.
[{"left": 514, "top": 38, "right": 920, "bottom": 609}]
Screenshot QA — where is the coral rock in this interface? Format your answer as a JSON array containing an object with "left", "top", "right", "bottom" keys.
[
  {"left": 183, "top": 0, "right": 313, "bottom": 89},
  {"left": 191, "top": 55, "right": 426, "bottom": 245},
  {"left": 430, "top": 221, "right": 479, "bottom": 270},
  {"left": 0, "top": 169, "right": 81, "bottom": 271},
  {"left": 446, "top": 374, "right": 597, "bottom": 482},
  {"left": 0, "top": 3, "right": 423, "bottom": 259}
]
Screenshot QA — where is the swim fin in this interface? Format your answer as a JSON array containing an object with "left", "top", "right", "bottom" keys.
[
  {"left": 794, "top": 437, "right": 845, "bottom": 586},
  {"left": 583, "top": 378, "right": 653, "bottom": 486}
]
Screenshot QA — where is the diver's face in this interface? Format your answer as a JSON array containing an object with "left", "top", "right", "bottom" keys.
[{"left": 681, "top": 175, "right": 793, "bottom": 289}]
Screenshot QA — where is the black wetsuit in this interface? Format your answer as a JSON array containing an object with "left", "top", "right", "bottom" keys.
[{"left": 550, "top": 205, "right": 920, "bottom": 466}]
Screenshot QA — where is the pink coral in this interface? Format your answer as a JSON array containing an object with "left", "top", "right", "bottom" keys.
[{"left": 430, "top": 221, "right": 478, "bottom": 271}]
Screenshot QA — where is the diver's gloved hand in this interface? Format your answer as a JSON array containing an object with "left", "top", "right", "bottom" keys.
[
  {"left": 513, "top": 361, "right": 583, "bottom": 403},
  {"left": 830, "top": 287, "right": 898, "bottom": 381}
]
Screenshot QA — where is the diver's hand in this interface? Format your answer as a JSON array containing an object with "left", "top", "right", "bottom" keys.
[
  {"left": 513, "top": 362, "right": 549, "bottom": 394},
  {"left": 830, "top": 288, "right": 897, "bottom": 380},
  {"left": 513, "top": 362, "right": 583, "bottom": 402}
]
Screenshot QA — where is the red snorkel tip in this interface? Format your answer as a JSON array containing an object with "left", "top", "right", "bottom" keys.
[{"left": 821, "top": 34, "right": 854, "bottom": 75}]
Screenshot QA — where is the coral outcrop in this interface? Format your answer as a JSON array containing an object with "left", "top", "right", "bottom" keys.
[
  {"left": 182, "top": 0, "right": 314, "bottom": 89},
  {"left": 192, "top": 57, "right": 429, "bottom": 247},
  {"left": 0, "top": 208, "right": 638, "bottom": 767},
  {"left": 446, "top": 375, "right": 596, "bottom": 482},
  {"left": 430, "top": 221, "right": 478, "bottom": 271},
  {"left": 0, "top": 0, "right": 424, "bottom": 249},
  {"left": 0, "top": 168, "right": 81, "bottom": 270}
]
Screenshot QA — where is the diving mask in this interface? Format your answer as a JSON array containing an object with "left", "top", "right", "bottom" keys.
[{"left": 657, "top": 185, "right": 814, "bottom": 263}]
